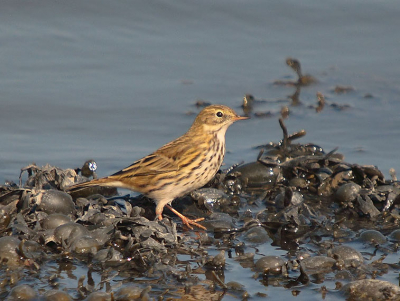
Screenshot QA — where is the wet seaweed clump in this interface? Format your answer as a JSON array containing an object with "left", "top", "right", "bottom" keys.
[
  {"left": 274, "top": 57, "right": 317, "bottom": 87},
  {"left": 1, "top": 119, "right": 400, "bottom": 300},
  {"left": 203, "top": 118, "right": 400, "bottom": 299}
]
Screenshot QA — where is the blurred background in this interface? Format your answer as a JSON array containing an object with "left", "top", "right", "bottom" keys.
[{"left": 1, "top": 0, "right": 399, "bottom": 181}]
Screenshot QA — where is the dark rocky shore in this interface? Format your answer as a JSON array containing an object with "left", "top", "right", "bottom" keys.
[{"left": 1, "top": 116, "right": 400, "bottom": 301}]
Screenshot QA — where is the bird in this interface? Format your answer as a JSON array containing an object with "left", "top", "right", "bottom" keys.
[{"left": 66, "top": 105, "right": 248, "bottom": 230}]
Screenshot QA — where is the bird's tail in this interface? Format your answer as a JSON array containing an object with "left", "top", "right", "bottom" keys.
[
  {"left": 65, "top": 177, "right": 122, "bottom": 198},
  {"left": 65, "top": 177, "right": 110, "bottom": 191}
]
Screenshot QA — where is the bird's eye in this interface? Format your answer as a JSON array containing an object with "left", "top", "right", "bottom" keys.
[{"left": 216, "top": 111, "right": 223, "bottom": 118}]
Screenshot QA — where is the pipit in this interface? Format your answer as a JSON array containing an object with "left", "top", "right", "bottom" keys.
[{"left": 67, "top": 105, "right": 248, "bottom": 230}]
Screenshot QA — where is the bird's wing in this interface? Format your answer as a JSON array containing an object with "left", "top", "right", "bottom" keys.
[
  {"left": 111, "top": 136, "right": 195, "bottom": 178},
  {"left": 110, "top": 154, "right": 177, "bottom": 178}
]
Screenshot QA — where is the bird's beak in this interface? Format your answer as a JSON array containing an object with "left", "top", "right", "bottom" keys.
[{"left": 234, "top": 115, "right": 249, "bottom": 121}]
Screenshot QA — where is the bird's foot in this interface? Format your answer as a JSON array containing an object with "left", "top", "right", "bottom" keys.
[
  {"left": 165, "top": 205, "right": 206, "bottom": 230},
  {"left": 180, "top": 216, "right": 206, "bottom": 230}
]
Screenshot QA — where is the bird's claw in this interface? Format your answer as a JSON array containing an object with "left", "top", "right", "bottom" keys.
[
  {"left": 180, "top": 216, "right": 206, "bottom": 230},
  {"left": 164, "top": 204, "right": 207, "bottom": 230}
]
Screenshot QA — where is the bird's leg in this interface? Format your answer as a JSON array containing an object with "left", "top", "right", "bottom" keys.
[
  {"left": 165, "top": 205, "right": 206, "bottom": 230},
  {"left": 155, "top": 201, "right": 206, "bottom": 230},
  {"left": 155, "top": 201, "right": 169, "bottom": 221}
]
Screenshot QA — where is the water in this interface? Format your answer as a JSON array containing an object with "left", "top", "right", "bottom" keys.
[
  {"left": 1, "top": 0, "right": 400, "bottom": 299},
  {"left": 1, "top": 0, "right": 399, "bottom": 182}
]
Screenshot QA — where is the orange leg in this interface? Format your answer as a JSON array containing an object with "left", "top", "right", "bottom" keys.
[{"left": 165, "top": 205, "right": 206, "bottom": 230}]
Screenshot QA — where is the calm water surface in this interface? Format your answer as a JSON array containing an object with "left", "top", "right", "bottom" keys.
[
  {"left": 1, "top": 0, "right": 400, "bottom": 299},
  {"left": 1, "top": 0, "right": 399, "bottom": 181}
]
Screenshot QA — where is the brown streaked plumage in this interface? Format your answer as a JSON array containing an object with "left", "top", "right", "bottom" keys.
[{"left": 66, "top": 105, "right": 248, "bottom": 229}]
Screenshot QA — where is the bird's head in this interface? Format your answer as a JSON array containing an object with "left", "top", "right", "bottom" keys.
[{"left": 191, "top": 105, "right": 248, "bottom": 133}]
